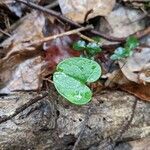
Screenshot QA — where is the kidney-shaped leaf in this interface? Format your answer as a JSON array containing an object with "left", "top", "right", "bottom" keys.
[
  {"left": 53, "top": 72, "right": 92, "bottom": 105},
  {"left": 53, "top": 57, "right": 101, "bottom": 105},
  {"left": 56, "top": 57, "right": 101, "bottom": 83}
]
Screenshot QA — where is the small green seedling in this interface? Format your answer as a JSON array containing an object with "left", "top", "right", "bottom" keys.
[
  {"left": 73, "top": 40, "right": 86, "bottom": 51},
  {"left": 53, "top": 57, "right": 101, "bottom": 105},
  {"left": 91, "top": 36, "right": 101, "bottom": 43},
  {"left": 110, "top": 36, "right": 139, "bottom": 60},
  {"left": 73, "top": 40, "right": 102, "bottom": 56}
]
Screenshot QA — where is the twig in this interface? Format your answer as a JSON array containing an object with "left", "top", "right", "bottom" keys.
[
  {"left": 0, "top": 92, "right": 48, "bottom": 124},
  {"left": 77, "top": 32, "right": 95, "bottom": 43},
  {"left": 84, "top": 9, "right": 93, "bottom": 22},
  {"left": 15, "top": 0, "right": 121, "bottom": 42},
  {"left": 15, "top": 0, "right": 80, "bottom": 27},
  {"left": 77, "top": 32, "right": 102, "bottom": 47},
  {"left": 0, "top": 0, "right": 58, "bottom": 39},
  {"left": 0, "top": 28, "right": 11, "bottom": 37},
  {"left": 0, "top": 15, "right": 27, "bottom": 40},
  {"left": 45, "top": 0, "right": 58, "bottom": 9},
  {"left": 26, "top": 25, "right": 93, "bottom": 46},
  {"left": 16, "top": 0, "right": 150, "bottom": 43},
  {"left": 77, "top": 31, "right": 103, "bottom": 53},
  {"left": 42, "top": 78, "right": 54, "bottom": 84}
]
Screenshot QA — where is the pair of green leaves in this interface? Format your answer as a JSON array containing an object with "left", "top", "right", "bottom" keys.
[
  {"left": 53, "top": 57, "right": 101, "bottom": 105},
  {"left": 73, "top": 40, "right": 101, "bottom": 56},
  {"left": 110, "top": 36, "right": 139, "bottom": 60}
]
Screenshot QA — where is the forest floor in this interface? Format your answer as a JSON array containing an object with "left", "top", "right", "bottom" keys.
[{"left": 0, "top": 0, "right": 150, "bottom": 150}]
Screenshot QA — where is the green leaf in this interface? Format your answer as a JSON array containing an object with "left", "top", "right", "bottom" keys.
[
  {"left": 57, "top": 57, "right": 101, "bottom": 83},
  {"left": 125, "top": 36, "right": 139, "bottom": 50},
  {"left": 92, "top": 36, "right": 101, "bottom": 43},
  {"left": 124, "top": 49, "right": 133, "bottom": 57},
  {"left": 110, "top": 47, "right": 125, "bottom": 60},
  {"left": 53, "top": 57, "right": 101, "bottom": 105},
  {"left": 110, "top": 54, "right": 121, "bottom": 60},
  {"left": 86, "top": 42, "right": 101, "bottom": 55},
  {"left": 73, "top": 40, "right": 86, "bottom": 51},
  {"left": 53, "top": 72, "right": 92, "bottom": 105},
  {"left": 114, "top": 47, "right": 125, "bottom": 55},
  {"left": 110, "top": 36, "right": 139, "bottom": 60}
]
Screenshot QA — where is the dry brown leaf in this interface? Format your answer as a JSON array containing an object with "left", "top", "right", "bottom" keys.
[
  {"left": 123, "top": 0, "right": 149, "bottom": 2},
  {"left": 128, "top": 138, "right": 150, "bottom": 150},
  {"left": 104, "top": 70, "right": 129, "bottom": 87},
  {"left": 58, "top": 0, "right": 116, "bottom": 23},
  {"left": 0, "top": 56, "right": 45, "bottom": 93},
  {"left": 0, "top": 11, "right": 46, "bottom": 93},
  {"left": 99, "top": 6, "right": 145, "bottom": 38},
  {"left": 119, "top": 48, "right": 150, "bottom": 84},
  {"left": 0, "top": 0, "right": 41, "bottom": 17},
  {"left": 105, "top": 70, "right": 150, "bottom": 101},
  {"left": 121, "top": 82, "right": 150, "bottom": 102}
]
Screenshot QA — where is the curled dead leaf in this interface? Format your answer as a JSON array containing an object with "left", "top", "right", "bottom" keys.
[
  {"left": 121, "top": 82, "right": 150, "bottom": 102},
  {"left": 99, "top": 6, "right": 145, "bottom": 38},
  {"left": 105, "top": 70, "right": 150, "bottom": 102},
  {"left": 0, "top": 11, "right": 46, "bottom": 93},
  {"left": 58, "top": 0, "right": 116, "bottom": 23},
  {"left": 119, "top": 48, "right": 150, "bottom": 84}
]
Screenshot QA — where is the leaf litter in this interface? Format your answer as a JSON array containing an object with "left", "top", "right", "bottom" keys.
[
  {"left": 43, "top": 20, "right": 81, "bottom": 71},
  {"left": 0, "top": 11, "right": 46, "bottom": 93},
  {"left": 58, "top": 0, "right": 116, "bottom": 23},
  {"left": 0, "top": 0, "right": 149, "bottom": 103},
  {"left": 0, "top": 1, "right": 150, "bottom": 149}
]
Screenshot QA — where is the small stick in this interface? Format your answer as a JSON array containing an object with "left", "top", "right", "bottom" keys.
[
  {"left": 0, "top": 0, "right": 58, "bottom": 39},
  {"left": 27, "top": 25, "right": 93, "bottom": 46},
  {"left": 46, "top": 0, "right": 58, "bottom": 9},
  {"left": 77, "top": 32, "right": 95, "bottom": 43},
  {"left": 42, "top": 78, "right": 54, "bottom": 84},
  {"left": 77, "top": 32, "right": 101, "bottom": 46},
  {"left": 13, "top": 0, "right": 122, "bottom": 42},
  {"left": 15, "top": 0, "right": 150, "bottom": 43},
  {"left": 0, "top": 28, "right": 11, "bottom": 37},
  {"left": 0, "top": 92, "right": 48, "bottom": 124}
]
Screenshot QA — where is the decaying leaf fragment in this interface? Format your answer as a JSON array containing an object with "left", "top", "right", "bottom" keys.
[
  {"left": 0, "top": 11, "right": 46, "bottom": 93},
  {"left": 44, "top": 20, "right": 81, "bottom": 70},
  {"left": 105, "top": 68, "right": 150, "bottom": 102},
  {"left": 121, "top": 82, "right": 150, "bottom": 102},
  {"left": 119, "top": 48, "right": 150, "bottom": 84},
  {"left": 99, "top": 6, "right": 145, "bottom": 38},
  {"left": 0, "top": 0, "right": 41, "bottom": 17},
  {"left": 58, "top": 0, "right": 116, "bottom": 23}
]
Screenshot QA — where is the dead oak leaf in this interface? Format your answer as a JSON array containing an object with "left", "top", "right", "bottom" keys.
[
  {"left": 121, "top": 82, "right": 150, "bottom": 102},
  {"left": 105, "top": 70, "right": 150, "bottom": 102},
  {"left": 119, "top": 48, "right": 150, "bottom": 84},
  {"left": 58, "top": 0, "right": 116, "bottom": 23},
  {"left": 0, "top": 11, "right": 46, "bottom": 93}
]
